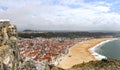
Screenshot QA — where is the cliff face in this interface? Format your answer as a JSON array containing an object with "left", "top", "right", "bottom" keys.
[
  {"left": 0, "top": 20, "right": 19, "bottom": 70},
  {"left": 0, "top": 20, "right": 46, "bottom": 70}
]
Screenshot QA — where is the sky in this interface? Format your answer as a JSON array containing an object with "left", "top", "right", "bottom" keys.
[{"left": 0, "top": 0, "right": 120, "bottom": 31}]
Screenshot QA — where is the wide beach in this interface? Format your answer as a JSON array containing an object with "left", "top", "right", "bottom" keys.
[{"left": 57, "top": 38, "right": 114, "bottom": 69}]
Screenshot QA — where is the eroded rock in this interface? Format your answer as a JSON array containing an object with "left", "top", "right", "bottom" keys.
[{"left": 0, "top": 20, "right": 19, "bottom": 70}]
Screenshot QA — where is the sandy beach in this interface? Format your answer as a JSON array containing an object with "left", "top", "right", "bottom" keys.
[{"left": 57, "top": 38, "right": 114, "bottom": 69}]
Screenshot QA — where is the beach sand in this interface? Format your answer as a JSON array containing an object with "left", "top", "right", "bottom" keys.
[{"left": 57, "top": 38, "right": 114, "bottom": 69}]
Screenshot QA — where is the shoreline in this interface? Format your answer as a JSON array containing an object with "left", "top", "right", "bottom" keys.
[
  {"left": 57, "top": 38, "right": 115, "bottom": 69},
  {"left": 89, "top": 38, "right": 118, "bottom": 60}
]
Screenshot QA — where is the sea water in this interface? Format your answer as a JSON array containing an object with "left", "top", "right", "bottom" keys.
[{"left": 95, "top": 38, "right": 120, "bottom": 60}]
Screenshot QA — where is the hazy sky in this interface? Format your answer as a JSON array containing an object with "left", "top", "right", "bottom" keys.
[{"left": 0, "top": 0, "right": 120, "bottom": 31}]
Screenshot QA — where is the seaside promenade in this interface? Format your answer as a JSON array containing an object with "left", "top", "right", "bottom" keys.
[{"left": 57, "top": 38, "right": 114, "bottom": 69}]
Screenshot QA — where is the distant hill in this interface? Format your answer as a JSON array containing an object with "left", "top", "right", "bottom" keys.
[
  {"left": 48, "top": 59, "right": 120, "bottom": 70},
  {"left": 18, "top": 32, "right": 120, "bottom": 38}
]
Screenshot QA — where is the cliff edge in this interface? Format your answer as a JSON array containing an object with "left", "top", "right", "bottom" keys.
[{"left": 0, "top": 20, "right": 20, "bottom": 70}]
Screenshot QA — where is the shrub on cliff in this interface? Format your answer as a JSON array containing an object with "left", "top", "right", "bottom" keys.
[{"left": 49, "top": 59, "right": 120, "bottom": 70}]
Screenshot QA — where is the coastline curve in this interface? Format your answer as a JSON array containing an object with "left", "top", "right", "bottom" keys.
[{"left": 89, "top": 38, "right": 118, "bottom": 60}]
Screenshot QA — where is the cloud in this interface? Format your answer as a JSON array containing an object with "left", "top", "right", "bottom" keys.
[
  {"left": 0, "top": 5, "right": 8, "bottom": 11},
  {"left": 0, "top": 0, "right": 120, "bottom": 31}
]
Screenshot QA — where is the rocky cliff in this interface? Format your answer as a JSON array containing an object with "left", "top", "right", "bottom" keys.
[
  {"left": 0, "top": 20, "right": 20, "bottom": 70},
  {"left": 0, "top": 20, "right": 40, "bottom": 70}
]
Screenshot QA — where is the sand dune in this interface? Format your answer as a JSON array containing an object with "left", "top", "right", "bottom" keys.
[{"left": 57, "top": 38, "right": 113, "bottom": 69}]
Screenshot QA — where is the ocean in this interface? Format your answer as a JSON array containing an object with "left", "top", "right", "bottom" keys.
[{"left": 95, "top": 38, "right": 120, "bottom": 60}]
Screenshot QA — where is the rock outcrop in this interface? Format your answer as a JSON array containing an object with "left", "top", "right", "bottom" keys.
[{"left": 0, "top": 20, "right": 20, "bottom": 70}]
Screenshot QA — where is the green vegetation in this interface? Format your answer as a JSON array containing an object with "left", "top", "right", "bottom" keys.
[
  {"left": 18, "top": 32, "right": 118, "bottom": 38},
  {"left": 101, "top": 58, "right": 108, "bottom": 62},
  {"left": 48, "top": 59, "right": 120, "bottom": 70}
]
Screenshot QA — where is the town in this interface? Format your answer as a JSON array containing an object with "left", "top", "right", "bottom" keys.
[{"left": 18, "top": 37, "right": 92, "bottom": 65}]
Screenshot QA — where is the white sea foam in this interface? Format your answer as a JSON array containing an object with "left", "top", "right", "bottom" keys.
[{"left": 90, "top": 38, "right": 118, "bottom": 60}]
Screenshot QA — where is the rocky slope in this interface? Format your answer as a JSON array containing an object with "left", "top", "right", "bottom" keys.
[
  {"left": 0, "top": 20, "right": 46, "bottom": 70},
  {"left": 48, "top": 59, "right": 120, "bottom": 70},
  {"left": 0, "top": 20, "right": 20, "bottom": 70}
]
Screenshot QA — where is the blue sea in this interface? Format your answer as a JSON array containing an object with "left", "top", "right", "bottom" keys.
[{"left": 95, "top": 38, "right": 120, "bottom": 60}]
